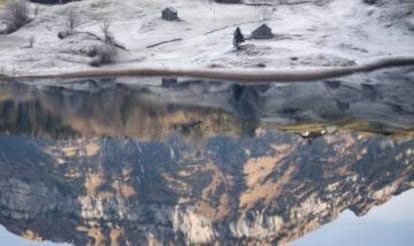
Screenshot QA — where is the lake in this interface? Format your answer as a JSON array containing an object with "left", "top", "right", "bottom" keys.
[{"left": 0, "top": 67, "right": 413, "bottom": 245}]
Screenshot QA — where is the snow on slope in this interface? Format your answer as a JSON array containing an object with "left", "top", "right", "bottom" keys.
[{"left": 0, "top": 0, "right": 413, "bottom": 76}]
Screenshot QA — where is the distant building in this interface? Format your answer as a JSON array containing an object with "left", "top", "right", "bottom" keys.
[
  {"left": 162, "top": 7, "right": 178, "bottom": 21},
  {"left": 251, "top": 24, "right": 273, "bottom": 39},
  {"left": 244, "top": 0, "right": 273, "bottom": 5},
  {"left": 161, "top": 77, "right": 178, "bottom": 87},
  {"left": 30, "top": 0, "right": 73, "bottom": 3},
  {"left": 215, "top": 0, "right": 242, "bottom": 3}
]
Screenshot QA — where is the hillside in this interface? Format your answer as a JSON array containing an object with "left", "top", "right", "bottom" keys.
[{"left": 0, "top": 0, "right": 413, "bottom": 76}]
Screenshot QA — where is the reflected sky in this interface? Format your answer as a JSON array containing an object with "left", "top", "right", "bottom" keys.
[
  {"left": 292, "top": 189, "right": 414, "bottom": 246},
  {"left": 0, "top": 226, "right": 70, "bottom": 246}
]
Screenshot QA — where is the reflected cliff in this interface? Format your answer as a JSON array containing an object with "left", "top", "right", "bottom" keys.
[{"left": 0, "top": 67, "right": 413, "bottom": 245}]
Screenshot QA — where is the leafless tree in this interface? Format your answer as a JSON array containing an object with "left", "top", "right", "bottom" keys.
[
  {"left": 66, "top": 9, "right": 78, "bottom": 35},
  {"left": 256, "top": 5, "right": 270, "bottom": 22},
  {"left": 202, "top": 0, "right": 216, "bottom": 21},
  {"left": 88, "top": 21, "right": 118, "bottom": 66},
  {"left": 28, "top": 35, "right": 34, "bottom": 48},
  {"left": 256, "top": 1, "right": 278, "bottom": 22},
  {"left": 100, "top": 21, "right": 115, "bottom": 45}
]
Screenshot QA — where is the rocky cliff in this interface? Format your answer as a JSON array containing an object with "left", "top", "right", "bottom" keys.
[{"left": 0, "top": 130, "right": 413, "bottom": 245}]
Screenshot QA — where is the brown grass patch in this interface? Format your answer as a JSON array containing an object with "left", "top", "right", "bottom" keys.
[
  {"left": 62, "top": 146, "right": 77, "bottom": 158},
  {"left": 85, "top": 172, "right": 105, "bottom": 196},
  {"left": 111, "top": 180, "right": 136, "bottom": 198},
  {"left": 110, "top": 228, "right": 124, "bottom": 246},
  {"left": 195, "top": 162, "right": 230, "bottom": 221},
  {"left": 77, "top": 226, "right": 106, "bottom": 246},
  {"left": 86, "top": 143, "right": 100, "bottom": 156},
  {"left": 240, "top": 144, "right": 296, "bottom": 210},
  {"left": 22, "top": 230, "right": 42, "bottom": 241}
]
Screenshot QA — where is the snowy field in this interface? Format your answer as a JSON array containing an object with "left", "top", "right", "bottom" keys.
[{"left": 0, "top": 0, "right": 414, "bottom": 76}]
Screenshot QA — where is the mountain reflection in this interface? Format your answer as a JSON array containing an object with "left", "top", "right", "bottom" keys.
[{"left": 0, "top": 70, "right": 413, "bottom": 245}]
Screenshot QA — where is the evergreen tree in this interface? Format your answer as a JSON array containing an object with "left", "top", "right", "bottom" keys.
[{"left": 233, "top": 27, "right": 245, "bottom": 50}]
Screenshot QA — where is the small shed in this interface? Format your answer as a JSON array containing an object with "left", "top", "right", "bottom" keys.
[
  {"left": 215, "top": 0, "right": 242, "bottom": 3},
  {"left": 251, "top": 24, "right": 273, "bottom": 39},
  {"left": 161, "top": 77, "right": 178, "bottom": 87},
  {"left": 30, "top": 0, "right": 73, "bottom": 4},
  {"left": 162, "top": 7, "right": 178, "bottom": 21}
]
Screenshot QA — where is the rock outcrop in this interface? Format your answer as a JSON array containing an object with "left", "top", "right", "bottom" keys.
[{"left": 0, "top": 130, "right": 413, "bottom": 245}]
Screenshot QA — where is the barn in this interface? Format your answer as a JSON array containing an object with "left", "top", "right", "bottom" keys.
[
  {"left": 251, "top": 24, "right": 273, "bottom": 39},
  {"left": 162, "top": 7, "right": 178, "bottom": 21}
]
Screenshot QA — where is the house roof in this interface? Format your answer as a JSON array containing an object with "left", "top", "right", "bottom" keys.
[
  {"left": 163, "top": 7, "right": 177, "bottom": 14},
  {"left": 254, "top": 24, "right": 272, "bottom": 32}
]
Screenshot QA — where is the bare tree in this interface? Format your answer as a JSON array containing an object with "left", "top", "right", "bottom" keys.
[
  {"left": 100, "top": 21, "right": 115, "bottom": 45},
  {"left": 256, "top": 2, "right": 278, "bottom": 22},
  {"left": 256, "top": 5, "right": 270, "bottom": 22},
  {"left": 66, "top": 9, "right": 78, "bottom": 35},
  {"left": 202, "top": 0, "right": 216, "bottom": 21},
  {"left": 1, "top": 0, "right": 31, "bottom": 34},
  {"left": 28, "top": 35, "right": 34, "bottom": 48},
  {"left": 88, "top": 21, "right": 118, "bottom": 66}
]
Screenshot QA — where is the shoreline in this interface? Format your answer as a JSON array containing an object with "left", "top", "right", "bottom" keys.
[{"left": 2, "top": 56, "right": 414, "bottom": 83}]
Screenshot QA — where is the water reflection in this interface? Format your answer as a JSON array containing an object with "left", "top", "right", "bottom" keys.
[
  {"left": 0, "top": 68, "right": 413, "bottom": 245},
  {"left": 292, "top": 190, "right": 414, "bottom": 246}
]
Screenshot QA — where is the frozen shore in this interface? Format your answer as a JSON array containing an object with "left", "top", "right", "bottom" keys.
[{"left": 2, "top": 56, "right": 414, "bottom": 83}]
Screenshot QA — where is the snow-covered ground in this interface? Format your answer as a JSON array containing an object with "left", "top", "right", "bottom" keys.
[{"left": 0, "top": 0, "right": 414, "bottom": 76}]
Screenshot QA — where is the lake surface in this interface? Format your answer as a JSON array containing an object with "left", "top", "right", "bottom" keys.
[{"left": 0, "top": 67, "right": 413, "bottom": 245}]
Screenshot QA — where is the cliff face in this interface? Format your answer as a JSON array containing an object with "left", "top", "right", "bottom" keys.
[{"left": 0, "top": 131, "right": 413, "bottom": 245}]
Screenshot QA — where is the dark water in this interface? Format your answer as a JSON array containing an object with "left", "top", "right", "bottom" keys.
[{"left": 0, "top": 68, "right": 413, "bottom": 245}]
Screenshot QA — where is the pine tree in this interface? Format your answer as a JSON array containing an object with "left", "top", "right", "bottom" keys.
[{"left": 233, "top": 27, "right": 245, "bottom": 50}]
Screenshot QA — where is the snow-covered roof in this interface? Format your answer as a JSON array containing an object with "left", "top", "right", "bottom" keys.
[
  {"left": 162, "top": 7, "right": 177, "bottom": 14},
  {"left": 253, "top": 24, "right": 272, "bottom": 32},
  {"left": 251, "top": 24, "right": 273, "bottom": 39}
]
